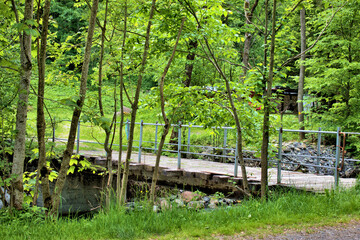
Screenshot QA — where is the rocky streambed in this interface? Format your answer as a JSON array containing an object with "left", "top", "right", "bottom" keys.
[
  {"left": 277, "top": 142, "right": 360, "bottom": 178},
  {"left": 126, "top": 190, "right": 241, "bottom": 212}
]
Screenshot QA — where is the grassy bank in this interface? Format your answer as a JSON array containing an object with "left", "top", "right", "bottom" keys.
[
  {"left": 1, "top": 187, "right": 360, "bottom": 239},
  {"left": 25, "top": 83, "right": 304, "bottom": 154}
]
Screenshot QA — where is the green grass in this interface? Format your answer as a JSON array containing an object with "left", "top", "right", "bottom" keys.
[
  {"left": 1, "top": 188, "right": 360, "bottom": 239},
  {"left": 26, "top": 83, "right": 245, "bottom": 153},
  {"left": 25, "top": 82, "right": 331, "bottom": 155}
]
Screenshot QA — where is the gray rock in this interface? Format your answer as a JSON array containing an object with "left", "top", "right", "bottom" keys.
[
  {"left": 210, "top": 198, "right": 219, "bottom": 206},
  {"left": 159, "top": 199, "right": 171, "bottom": 210},
  {"left": 203, "top": 196, "right": 210, "bottom": 203},
  {"left": 344, "top": 168, "right": 360, "bottom": 178},
  {"left": 207, "top": 203, "right": 217, "bottom": 209},
  {"left": 187, "top": 200, "right": 205, "bottom": 209},
  {"left": 0, "top": 187, "right": 10, "bottom": 209},
  {"left": 153, "top": 205, "right": 160, "bottom": 212},
  {"left": 173, "top": 199, "right": 185, "bottom": 207}
]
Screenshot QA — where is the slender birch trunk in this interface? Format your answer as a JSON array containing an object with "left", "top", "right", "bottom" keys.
[
  {"left": 298, "top": 8, "right": 306, "bottom": 140},
  {"left": 119, "top": 0, "right": 157, "bottom": 205},
  {"left": 11, "top": 0, "right": 34, "bottom": 210},
  {"left": 260, "top": 0, "right": 277, "bottom": 200},
  {"left": 150, "top": 18, "right": 185, "bottom": 203},
  {"left": 33, "top": 0, "right": 52, "bottom": 209},
  {"left": 117, "top": 1, "right": 127, "bottom": 201},
  {"left": 50, "top": 0, "right": 99, "bottom": 215}
]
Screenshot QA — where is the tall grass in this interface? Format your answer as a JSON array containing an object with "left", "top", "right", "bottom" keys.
[{"left": 1, "top": 188, "right": 359, "bottom": 240}]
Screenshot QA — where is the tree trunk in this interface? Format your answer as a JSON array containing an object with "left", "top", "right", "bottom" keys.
[
  {"left": 117, "top": 0, "right": 127, "bottom": 201},
  {"left": 179, "top": 0, "right": 250, "bottom": 194},
  {"left": 262, "top": 0, "right": 269, "bottom": 92},
  {"left": 260, "top": 0, "right": 276, "bottom": 200},
  {"left": 183, "top": 39, "right": 198, "bottom": 87},
  {"left": 11, "top": 0, "right": 34, "bottom": 210},
  {"left": 33, "top": 0, "right": 52, "bottom": 209},
  {"left": 97, "top": 0, "right": 108, "bottom": 117},
  {"left": 104, "top": 127, "right": 113, "bottom": 208},
  {"left": 50, "top": 0, "right": 99, "bottom": 215},
  {"left": 119, "top": 0, "right": 157, "bottom": 205},
  {"left": 170, "top": 37, "right": 198, "bottom": 148},
  {"left": 150, "top": 17, "right": 185, "bottom": 203},
  {"left": 96, "top": 0, "right": 114, "bottom": 208},
  {"left": 298, "top": 8, "right": 306, "bottom": 140},
  {"left": 224, "top": 72, "right": 249, "bottom": 193},
  {"left": 241, "top": 0, "right": 259, "bottom": 81}
]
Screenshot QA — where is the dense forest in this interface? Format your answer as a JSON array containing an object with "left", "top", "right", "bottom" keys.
[{"left": 1, "top": 0, "right": 360, "bottom": 213}]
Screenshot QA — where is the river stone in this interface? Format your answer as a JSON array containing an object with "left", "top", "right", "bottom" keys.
[
  {"left": 153, "top": 205, "right": 160, "bottom": 213},
  {"left": 173, "top": 199, "right": 185, "bottom": 207},
  {"left": 207, "top": 203, "right": 217, "bottom": 209},
  {"left": 187, "top": 200, "right": 205, "bottom": 209},
  {"left": 160, "top": 199, "right": 171, "bottom": 210},
  {"left": 203, "top": 196, "right": 210, "bottom": 203},
  {"left": 181, "top": 191, "right": 201, "bottom": 203},
  {"left": 344, "top": 168, "right": 360, "bottom": 178},
  {"left": 210, "top": 198, "right": 219, "bottom": 206}
]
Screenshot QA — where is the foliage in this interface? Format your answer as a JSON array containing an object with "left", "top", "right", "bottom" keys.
[
  {"left": 141, "top": 81, "right": 265, "bottom": 151},
  {"left": 2, "top": 0, "right": 360, "bottom": 214},
  {"left": 305, "top": 0, "right": 360, "bottom": 132},
  {"left": 67, "top": 154, "right": 98, "bottom": 175}
]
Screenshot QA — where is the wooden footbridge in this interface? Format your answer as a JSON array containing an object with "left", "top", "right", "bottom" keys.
[
  {"left": 80, "top": 150, "right": 357, "bottom": 193},
  {"left": 52, "top": 121, "right": 360, "bottom": 194},
  {"left": 45, "top": 150, "right": 357, "bottom": 215}
]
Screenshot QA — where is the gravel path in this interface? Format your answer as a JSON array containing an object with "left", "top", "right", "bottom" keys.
[
  {"left": 264, "top": 222, "right": 360, "bottom": 240},
  {"left": 218, "top": 221, "right": 360, "bottom": 240}
]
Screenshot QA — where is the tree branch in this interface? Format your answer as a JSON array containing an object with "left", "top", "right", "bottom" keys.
[
  {"left": 0, "top": 66, "right": 19, "bottom": 72},
  {"left": 275, "top": 0, "right": 304, "bottom": 33},
  {"left": 281, "top": 2, "right": 346, "bottom": 67}
]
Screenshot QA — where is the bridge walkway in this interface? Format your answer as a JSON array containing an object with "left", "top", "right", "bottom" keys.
[{"left": 80, "top": 150, "right": 357, "bottom": 192}]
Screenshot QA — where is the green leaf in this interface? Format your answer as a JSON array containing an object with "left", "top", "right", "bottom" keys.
[
  {"left": 79, "top": 159, "right": 91, "bottom": 168},
  {"left": 69, "top": 158, "right": 78, "bottom": 166},
  {"left": 67, "top": 166, "right": 76, "bottom": 175},
  {"left": 49, "top": 171, "right": 58, "bottom": 182}
]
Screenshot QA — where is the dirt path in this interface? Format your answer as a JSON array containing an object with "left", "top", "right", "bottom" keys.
[{"left": 218, "top": 221, "right": 360, "bottom": 240}]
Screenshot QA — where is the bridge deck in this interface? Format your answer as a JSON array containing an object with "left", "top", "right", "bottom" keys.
[{"left": 80, "top": 150, "right": 357, "bottom": 192}]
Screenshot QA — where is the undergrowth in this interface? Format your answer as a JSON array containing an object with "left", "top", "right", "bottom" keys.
[{"left": 1, "top": 187, "right": 359, "bottom": 240}]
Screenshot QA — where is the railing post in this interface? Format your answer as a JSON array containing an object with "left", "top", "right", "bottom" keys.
[
  {"left": 317, "top": 127, "right": 322, "bottom": 174},
  {"left": 178, "top": 121, "right": 182, "bottom": 169},
  {"left": 154, "top": 121, "right": 158, "bottom": 153},
  {"left": 277, "top": 127, "right": 283, "bottom": 184},
  {"left": 223, "top": 128, "right": 228, "bottom": 162},
  {"left": 126, "top": 119, "right": 130, "bottom": 141},
  {"left": 138, "top": 120, "right": 143, "bottom": 163},
  {"left": 76, "top": 120, "right": 80, "bottom": 154},
  {"left": 187, "top": 122, "right": 191, "bottom": 158},
  {"left": 234, "top": 132, "right": 238, "bottom": 177},
  {"left": 334, "top": 127, "right": 341, "bottom": 187}
]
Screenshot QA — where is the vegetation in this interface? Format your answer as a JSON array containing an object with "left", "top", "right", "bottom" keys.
[
  {"left": 1, "top": 187, "right": 360, "bottom": 239},
  {"left": 1, "top": 0, "right": 360, "bottom": 231}
]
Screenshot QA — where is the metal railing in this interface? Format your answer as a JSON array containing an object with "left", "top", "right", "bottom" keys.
[
  {"left": 277, "top": 127, "right": 360, "bottom": 187},
  {"left": 51, "top": 120, "right": 360, "bottom": 187}
]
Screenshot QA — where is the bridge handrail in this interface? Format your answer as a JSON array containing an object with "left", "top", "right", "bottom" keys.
[{"left": 49, "top": 120, "right": 360, "bottom": 188}]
